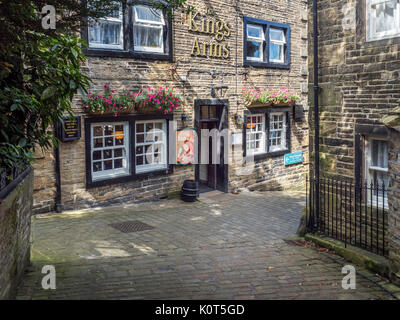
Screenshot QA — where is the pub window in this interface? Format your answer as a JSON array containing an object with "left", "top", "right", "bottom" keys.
[
  {"left": 244, "top": 17, "right": 290, "bottom": 68},
  {"left": 88, "top": 4, "right": 124, "bottom": 50},
  {"left": 269, "top": 112, "right": 287, "bottom": 152},
  {"left": 135, "top": 120, "right": 167, "bottom": 174},
  {"left": 245, "top": 110, "right": 290, "bottom": 157},
  {"left": 366, "top": 0, "right": 400, "bottom": 41},
  {"left": 91, "top": 122, "right": 130, "bottom": 181},
  {"left": 84, "top": 2, "right": 172, "bottom": 59},
  {"left": 246, "top": 114, "right": 266, "bottom": 154},
  {"left": 133, "top": 5, "right": 165, "bottom": 53},
  {"left": 365, "top": 137, "right": 390, "bottom": 205}
]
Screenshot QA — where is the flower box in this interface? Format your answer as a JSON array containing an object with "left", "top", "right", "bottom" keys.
[
  {"left": 84, "top": 103, "right": 137, "bottom": 116},
  {"left": 243, "top": 88, "right": 299, "bottom": 108},
  {"left": 136, "top": 102, "right": 165, "bottom": 114}
]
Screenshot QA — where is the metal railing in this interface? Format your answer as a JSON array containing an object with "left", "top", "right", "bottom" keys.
[{"left": 306, "top": 176, "right": 388, "bottom": 257}]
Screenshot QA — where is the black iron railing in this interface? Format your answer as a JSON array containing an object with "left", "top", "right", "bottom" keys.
[{"left": 306, "top": 176, "right": 388, "bottom": 257}]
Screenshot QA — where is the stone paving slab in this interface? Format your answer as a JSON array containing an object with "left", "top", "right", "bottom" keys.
[{"left": 16, "top": 191, "right": 395, "bottom": 300}]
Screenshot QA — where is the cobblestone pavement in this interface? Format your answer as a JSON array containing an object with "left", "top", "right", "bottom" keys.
[{"left": 17, "top": 191, "right": 394, "bottom": 300}]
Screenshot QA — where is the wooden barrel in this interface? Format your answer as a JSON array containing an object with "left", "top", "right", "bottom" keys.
[{"left": 181, "top": 180, "right": 199, "bottom": 202}]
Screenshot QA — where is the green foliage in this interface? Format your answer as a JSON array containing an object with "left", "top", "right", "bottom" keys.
[{"left": 0, "top": 0, "right": 187, "bottom": 171}]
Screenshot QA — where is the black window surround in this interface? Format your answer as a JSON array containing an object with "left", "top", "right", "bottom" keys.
[
  {"left": 81, "top": 0, "right": 173, "bottom": 61},
  {"left": 243, "top": 16, "right": 291, "bottom": 69},
  {"left": 84, "top": 114, "right": 173, "bottom": 188},
  {"left": 243, "top": 107, "right": 291, "bottom": 160}
]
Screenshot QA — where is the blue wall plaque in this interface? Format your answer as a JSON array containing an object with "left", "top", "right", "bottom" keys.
[{"left": 284, "top": 151, "right": 303, "bottom": 166}]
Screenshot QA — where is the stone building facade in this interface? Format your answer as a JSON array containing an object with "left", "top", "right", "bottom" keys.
[
  {"left": 33, "top": 0, "right": 309, "bottom": 213},
  {"left": 310, "top": 0, "right": 400, "bottom": 283}
]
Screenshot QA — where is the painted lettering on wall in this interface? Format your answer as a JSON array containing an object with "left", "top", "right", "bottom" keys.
[{"left": 188, "top": 9, "right": 231, "bottom": 59}]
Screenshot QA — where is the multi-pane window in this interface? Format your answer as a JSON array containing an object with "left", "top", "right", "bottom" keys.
[
  {"left": 269, "top": 113, "right": 287, "bottom": 152},
  {"left": 245, "top": 111, "right": 289, "bottom": 156},
  {"left": 365, "top": 138, "right": 390, "bottom": 204},
  {"left": 366, "top": 0, "right": 400, "bottom": 41},
  {"left": 133, "top": 5, "right": 165, "bottom": 53},
  {"left": 244, "top": 17, "right": 290, "bottom": 67},
  {"left": 246, "top": 25, "right": 264, "bottom": 61},
  {"left": 135, "top": 120, "right": 167, "bottom": 173},
  {"left": 89, "top": 5, "right": 124, "bottom": 50},
  {"left": 246, "top": 114, "right": 265, "bottom": 154},
  {"left": 91, "top": 122, "right": 129, "bottom": 180},
  {"left": 269, "top": 28, "right": 286, "bottom": 63}
]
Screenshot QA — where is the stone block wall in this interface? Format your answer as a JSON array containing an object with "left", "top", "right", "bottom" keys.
[
  {"left": 0, "top": 170, "right": 33, "bottom": 299},
  {"left": 388, "top": 128, "right": 400, "bottom": 285},
  {"left": 33, "top": 0, "right": 310, "bottom": 213},
  {"left": 308, "top": 0, "right": 400, "bottom": 179}
]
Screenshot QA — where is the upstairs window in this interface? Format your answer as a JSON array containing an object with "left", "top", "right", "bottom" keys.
[
  {"left": 366, "top": 0, "right": 400, "bottom": 41},
  {"left": 88, "top": 5, "right": 124, "bottom": 50},
  {"left": 84, "top": 2, "right": 172, "bottom": 60},
  {"left": 133, "top": 5, "right": 165, "bottom": 53},
  {"left": 244, "top": 17, "right": 290, "bottom": 68}
]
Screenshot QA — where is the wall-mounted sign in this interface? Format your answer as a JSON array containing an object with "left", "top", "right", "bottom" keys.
[
  {"left": 188, "top": 8, "right": 231, "bottom": 60},
  {"left": 284, "top": 151, "right": 303, "bottom": 166},
  {"left": 58, "top": 116, "right": 81, "bottom": 142},
  {"left": 176, "top": 129, "right": 196, "bottom": 165},
  {"left": 232, "top": 133, "right": 243, "bottom": 145}
]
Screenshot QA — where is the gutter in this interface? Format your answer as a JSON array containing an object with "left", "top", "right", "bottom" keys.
[{"left": 313, "top": 0, "right": 320, "bottom": 229}]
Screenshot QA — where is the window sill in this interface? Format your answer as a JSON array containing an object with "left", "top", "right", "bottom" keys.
[
  {"left": 248, "top": 149, "right": 290, "bottom": 161},
  {"left": 83, "top": 48, "right": 172, "bottom": 61},
  {"left": 87, "top": 165, "right": 173, "bottom": 189},
  {"left": 244, "top": 60, "right": 290, "bottom": 70}
]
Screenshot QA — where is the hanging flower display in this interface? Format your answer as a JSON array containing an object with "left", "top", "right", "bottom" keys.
[
  {"left": 145, "top": 86, "right": 184, "bottom": 114},
  {"left": 243, "top": 88, "right": 299, "bottom": 107},
  {"left": 82, "top": 85, "right": 146, "bottom": 116}
]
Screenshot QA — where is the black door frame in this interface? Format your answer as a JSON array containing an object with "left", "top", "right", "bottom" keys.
[{"left": 194, "top": 99, "right": 229, "bottom": 193}]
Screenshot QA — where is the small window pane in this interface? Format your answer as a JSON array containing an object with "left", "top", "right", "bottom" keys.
[
  {"left": 105, "top": 137, "right": 114, "bottom": 147},
  {"left": 136, "top": 123, "right": 144, "bottom": 133},
  {"left": 136, "top": 134, "right": 144, "bottom": 143},
  {"left": 115, "top": 137, "right": 124, "bottom": 146},
  {"left": 114, "top": 159, "right": 123, "bottom": 169},
  {"left": 103, "top": 150, "right": 112, "bottom": 159},
  {"left": 247, "top": 25, "right": 263, "bottom": 38},
  {"left": 93, "top": 151, "right": 102, "bottom": 161},
  {"left": 269, "top": 43, "right": 284, "bottom": 62},
  {"left": 136, "top": 156, "right": 144, "bottom": 165},
  {"left": 94, "top": 138, "right": 103, "bottom": 148},
  {"left": 93, "top": 162, "right": 102, "bottom": 172},
  {"left": 375, "top": 1, "right": 396, "bottom": 33},
  {"left": 89, "top": 20, "right": 122, "bottom": 46},
  {"left": 134, "top": 25, "right": 163, "bottom": 49},
  {"left": 270, "top": 28, "right": 285, "bottom": 41},
  {"left": 114, "top": 148, "right": 123, "bottom": 158},
  {"left": 135, "top": 5, "right": 163, "bottom": 23},
  {"left": 247, "top": 41, "right": 262, "bottom": 59},
  {"left": 104, "top": 160, "right": 113, "bottom": 170},
  {"left": 94, "top": 126, "right": 103, "bottom": 136}
]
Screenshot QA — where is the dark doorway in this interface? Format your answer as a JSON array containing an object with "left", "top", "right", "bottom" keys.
[{"left": 194, "top": 99, "right": 229, "bottom": 193}]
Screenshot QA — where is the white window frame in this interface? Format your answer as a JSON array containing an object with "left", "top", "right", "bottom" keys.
[
  {"left": 91, "top": 122, "right": 130, "bottom": 181},
  {"left": 365, "top": 137, "right": 389, "bottom": 207},
  {"left": 269, "top": 28, "right": 286, "bottom": 63},
  {"left": 246, "top": 24, "right": 265, "bottom": 62},
  {"left": 88, "top": 4, "right": 124, "bottom": 50},
  {"left": 366, "top": 0, "right": 400, "bottom": 41},
  {"left": 135, "top": 119, "right": 168, "bottom": 174},
  {"left": 246, "top": 114, "right": 266, "bottom": 155},
  {"left": 133, "top": 5, "right": 165, "bottom": 53},
  {"left": 269, "top": 112, "right": 287, "bottom": 152}
]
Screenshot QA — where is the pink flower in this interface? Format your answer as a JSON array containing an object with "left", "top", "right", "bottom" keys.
[{"left": 104, "top": 85, "right": 108, "bottom": 88}]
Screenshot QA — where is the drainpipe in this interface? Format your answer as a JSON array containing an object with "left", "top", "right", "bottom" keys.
[
  {"left": 313, "top": 0, "right": 320, "bottom": 230},
  {"left": 54, "top": 127, "right": 62, "bottom": 213}
]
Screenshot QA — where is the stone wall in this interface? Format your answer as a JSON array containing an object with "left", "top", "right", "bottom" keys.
[
  {"left": 308, "top": 0, "right": 400, "bottom": 179},
  {"left": 33, "top": 0, "right": 310, "bottom": 213},
  {"left": 387, "top": 126, "right": 400, "bottom": 285},
  {"left": 0, "top": 169, "right": 33, "bottom": 299}
]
